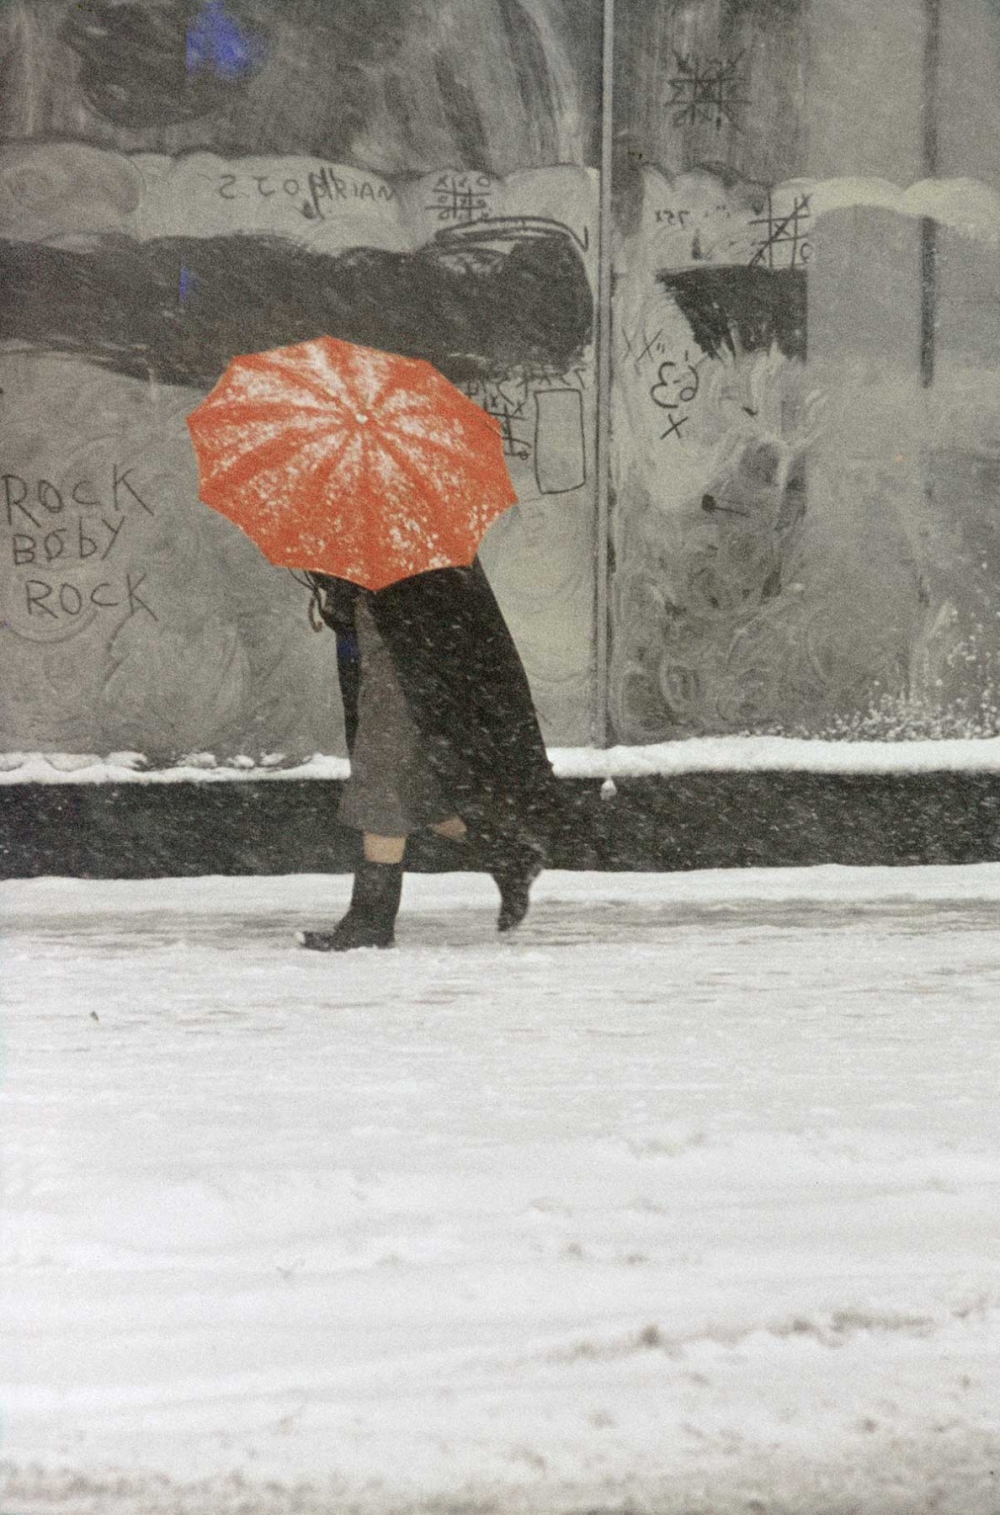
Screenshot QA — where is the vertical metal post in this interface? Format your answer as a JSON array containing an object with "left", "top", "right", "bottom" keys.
[
  {"left": 593, "top": 0, "right": 616, "bottom": 746},
  {"left": 921, "top": 0, "right": 941, "bottom": 387}
]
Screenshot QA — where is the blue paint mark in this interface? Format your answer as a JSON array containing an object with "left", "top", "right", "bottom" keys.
[
  {"left": 186, "top": 0, "right": 265, "bottom": 80},
  {"left": 179, "top": 264, "right": 198, "bottom": 307}
]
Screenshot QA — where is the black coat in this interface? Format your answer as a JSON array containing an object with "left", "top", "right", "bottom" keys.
[{"left": 309, "top": 562, "right": 567, "bottom": 856}]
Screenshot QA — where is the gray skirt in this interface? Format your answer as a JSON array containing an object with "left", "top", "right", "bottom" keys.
[{"left": 337, "top": 597, "right": 453, "bottom": 836}]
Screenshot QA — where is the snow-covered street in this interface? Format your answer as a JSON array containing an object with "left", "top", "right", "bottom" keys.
[{"left": 2, "top": 866, "right": 999, "bottom": 1515}]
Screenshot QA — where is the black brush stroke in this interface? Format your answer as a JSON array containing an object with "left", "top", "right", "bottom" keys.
[
  {"left": 497, "top": 0, "right": 560, "bottom": 165},
  {"left": 432, "top": 54, "right": 492, "bottom": 175},
  {"left": 0, "top": 227, "right": 592, "bottom": 389},
  {"left": 657, "top": 266, "right": 806, "bottom": 362}
]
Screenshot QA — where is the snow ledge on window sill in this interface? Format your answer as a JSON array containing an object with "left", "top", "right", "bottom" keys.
[{"left": 7, "top": 735, "right": 1000, "bottom": 785}]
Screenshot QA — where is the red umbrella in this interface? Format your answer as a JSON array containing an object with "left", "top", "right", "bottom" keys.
[{"left": 186, "top": 336, "right": 518, "bottom": 591}]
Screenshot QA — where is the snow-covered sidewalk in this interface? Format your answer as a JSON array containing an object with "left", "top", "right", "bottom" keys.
[{"left": 2, "top": 867, "right": 999, "bottom": 1515}]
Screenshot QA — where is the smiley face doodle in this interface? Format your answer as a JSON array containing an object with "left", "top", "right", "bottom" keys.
[
  {"left": 650, "top": 355, "right": 700, "bottom": 411},
  {"left": 649, "top": 352, "right": 701, "bottom": 443}
]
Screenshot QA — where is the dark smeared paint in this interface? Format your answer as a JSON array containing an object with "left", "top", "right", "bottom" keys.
[
  {"left": 60, "top": 2, "right": 258, "bottom": 127},
  {"left": 0, "top": 226, "right": 592, "bottom": 390},
  {"left": 657, "top": 267, "right": 806, "bottom": 362},
  {"left": 432, "top": 54, "right": 492, "bottom": 174},
  {"left": 54, "top": 0, "right": 411, "bottom": 147},
  {"left": 496, "top": 0, "right": 560, "bottom": 165},
  {"left": 5, "top": 0, "right": 596, "bottom": 173}
]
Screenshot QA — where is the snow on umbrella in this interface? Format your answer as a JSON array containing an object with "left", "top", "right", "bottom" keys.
[{"left": 186, "top": 336, "right": 518, "bottom": 592}]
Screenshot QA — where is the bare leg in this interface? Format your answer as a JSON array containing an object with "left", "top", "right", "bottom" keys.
[
  {"left": 364, "top": 833, "right": 406, "bottom": 864},
  {"left": 431, "top": 816, "right": 468, "bottom": 842}
]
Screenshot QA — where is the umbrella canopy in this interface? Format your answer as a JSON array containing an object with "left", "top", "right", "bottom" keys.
[{"left": 186, "top": 336, "right": 518, "bottom": 591}]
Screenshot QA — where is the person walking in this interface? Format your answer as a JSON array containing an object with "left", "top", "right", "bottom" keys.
[
  {"left": 297, "top": 559, "right": 558, "bottom": 951},
  {"left": 187, "top": 335, "right": 580, "bottom": 949}
]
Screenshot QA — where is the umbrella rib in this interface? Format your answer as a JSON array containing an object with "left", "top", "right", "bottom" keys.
[
  {"left": 202, "top": 421, "right": 351, "bottom": 499},
  {"left": 244, "top": 351, "right": 353, "bottom": 414},
  {"left": 368, "top": 371, "right": 416, "bottom": 418},
  {"left": 390, "top": 411, "right": 484, "bottom": 464},
  {"left": 229, "top": 431, "right": 361, "bottom": 564},
  {"left": 377, "top": 433, "right": 457, "bottom": 534},
  {"left": 300, "top": 428, "right": 359, "bottom": 515},
  {"left": 199, "top": 397, "right": 331, "bottom": 426},
  {"left": 382, "top": 367, "right": 504, "bottom": 439},
  {"left": 192, "top": 414, "right": 333, "bottom": 460},
  {"left": 368, "top": 358, "right": 473, "bottom": 425},
  {"left": 385, "top": 417, "right": 512, "bottom": 498}
]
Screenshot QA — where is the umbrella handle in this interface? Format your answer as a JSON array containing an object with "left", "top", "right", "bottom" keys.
[{"left": 308, "top": 583, "right": 327, "bottom": 633}]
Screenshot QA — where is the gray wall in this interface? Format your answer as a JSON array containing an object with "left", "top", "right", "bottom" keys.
[
  {"left": 3, "top": 0, "right": 1000, "bottom": 758},
  {"left": 610, "top": 0, "right": 1000, "bottom": 743},
  {"left": 0, "top": 0, "right": 600, "bottom": 759}
]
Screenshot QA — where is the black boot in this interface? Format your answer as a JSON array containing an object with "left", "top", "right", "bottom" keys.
[
  {"left": 455, "top": 826, "right": 545, "bottom": 933},
  {"left": 491, "top": 838, "right": 545, "bottom": 932},
  {"left": 297, "top": 861, "right": 403, "bottom": 951}
]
